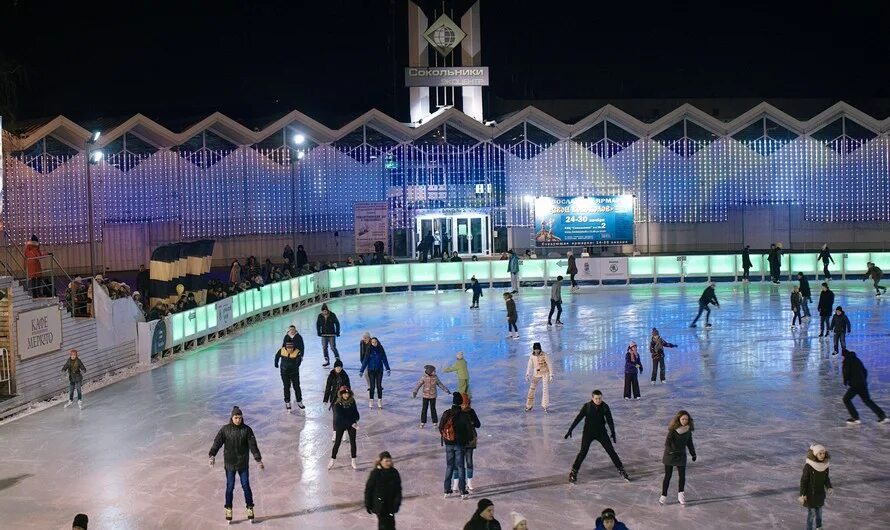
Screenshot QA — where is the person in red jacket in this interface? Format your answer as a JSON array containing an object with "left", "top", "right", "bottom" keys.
[{"left": 24, "top": 235, "right": 48, "bottom": 296}]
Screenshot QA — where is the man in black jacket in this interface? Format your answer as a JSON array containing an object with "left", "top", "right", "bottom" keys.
[
  {"left": 275, "top": 342, "right": 304, "bottom": 412},
  {"left": 817, "top": 283, "right": 835, "bottom": 338},
  {"left": 565, "top": 390, "right": 630, "bottom": 483},
  {"left": 829, "top": 306, "right": 851, "bottom": 355},
  {"left": 841, "top": 350, "right": 888, "bottom": 425},
  {"left": 209, "top": 406, "right": 264, "bottom": 523},
  {"left": 741, "top": 245, "right": 752, "bottom": 281},
  {"left": 438, "top": 392, "right": 473, "bottom": 499},
  {"left": 690, "top": 282, "right": 719, "bottom": 328},
  {"left": 797, "top": 272, "right": 812, "bottom": 318},
  {"left": 316, "top": 303, "right": 341, "bottom": 367}
]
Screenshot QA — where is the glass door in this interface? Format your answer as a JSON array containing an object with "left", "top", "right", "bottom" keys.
[{"left": 456, "top": 218, "right": 469, "bottom": 253}]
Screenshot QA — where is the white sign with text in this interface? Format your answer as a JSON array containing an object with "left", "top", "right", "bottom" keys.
[{"left": 17, "top": 306, "right": 63, "bottom": 359}]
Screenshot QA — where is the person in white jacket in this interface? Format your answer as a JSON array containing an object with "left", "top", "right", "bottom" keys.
[{"left": 525, "top": 342, "right": 553, "bottom": 412}]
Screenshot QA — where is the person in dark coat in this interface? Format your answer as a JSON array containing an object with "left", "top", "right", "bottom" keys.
[
  {"left": 659, "top": 410, "right": 696, "bottom": 506},
  {"left": 566, "top": 251, "right": 579, "bottom": 292},
  {"left": 439, "top": 392, "right": 474, "bottom": 498},
  {"left": 136, "top": 264, "right": 150, "bottom": 300},
  {"left": 328, "top": 387, "right": 360, "bottom": 469},
  {"left": 504, "top": 292, "right": 518, "bottom": 339},
  {"left": 799, "top": 443, "right": 832, "bottom": 530},
  {"left": 594, "top": 508, "right": 630, "bottom": 530},
  {"left": 842, "top": 349, "right": 888, "bottom": 424},
  {"left": 690, "top": 281, "right": 719, "bottom": 328},
  {"left": 419, "top": 231, "right": 435, "bottom": 263},
  {"left": 359, "top": 337, "right": 391, "bottom": 408},
  {"left": 817, "top": 283, "right": 835, "bottom": 338},
  {"left": 316, "top": 303, "right": 341, "bottom": 367},
  {"left": 829, "top": 306, "right": 851, "bottom": 355},
  {"left": 565, "top": 390, "right": 629, "bottom": 483},
  {"left": 469, "top": 276, "right": 483, "bottom": 309},
  {"left": 817, "top": 244, "right": 835, "bottom": 280},
  {"left": 463, "top": 498, "right": 502, "bottom": 530},
  {"left": 281, "top": 325, "right": 304, "bottom": 350},
  {"left": 208, "top": 406, "right": 263, "bottom": 523},
  {"left": 649, "top": 328, "right": 677, "bottom": 384},
  {"left": 365, "top": 451, "right": 402, "bottom": 530},
  {"left": 323, "top": 359, "right": 352, "bottom": 441},
  {"left": 62, "top": 349, "right": 86, "bottom": 408},
  {"left": 452, "top": 394, "right": 482, "bottom": 492},
  {"left": 741, "top": 245, "right": 752, "bottom": 281},
  {"left": 72, "top": 513, "right": 89, "bottom": 530},
  {"left": 623, "top": 342, "right": 643, "bottom": 399},
  {"left": 767, "top": 243, "right": 782, "bottom": 284},
  {"left": 295, "top": 245, "right": 308, "bottom": 271},
  {"left": 797, "top": 272, "right": 812, "bottom": 318},
  {"left": 283, "top": 244, "right": 295, "bottom": 270},
  {"left": 863, "top": 261, "right": 887, "bottom": 296},
  {"left": 274, "top": 342, "right": 304, "bottom": 412},
  {"left": 790, "top": 286, "right": 803, "bottom": 329},
  {"left": 359, "top": 331, "right": 372, "bottom": 391}
]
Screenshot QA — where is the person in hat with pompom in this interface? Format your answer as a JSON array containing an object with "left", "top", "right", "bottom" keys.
[
  {"left": 208, "top": 406, "right": 263, "bottom": 523},
  {"left": 799, "top": 443, "right": 832, "bottom": 530}
]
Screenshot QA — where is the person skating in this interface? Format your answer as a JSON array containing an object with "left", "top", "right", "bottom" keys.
[
  {"left": 594, "top": 508, "right": 630, "bottom": 530},
  {"left": 413, "top": 365, "right": 450, "bottom": 428},
  {"left": 359, "top": 337, "right": 390, "bottom": 408},
  {"left": 623, "top": 342, "right": 643, "bottom": 399},
  {"left": 841, "top": 349, "right": 888, "bottom": 425},
  {"left": 799, "top": 443, "right": 833, "bottom": 530},
  {"left": 659, "top": 410, "right": 697, "bottom": 505},
  {"left": 817, "top": 244, "right": 835, "bottom": 281},
  {"left": 525, "top": 342, "right": 553, "bottom": 412},
  {"left": 444, "top": 351, "right": 471, "bottom": 397},
  {"left": 741, "top": 245, "right": 752, "bottom": 282},
  {"left": 507, "top": 250, "right": 520, "bottom": 293},
  {"left": 649, "top": 328, "right": 676, "bottom": 384},
  {"left": 470, "top": 276, "right": 483, "bottom": 309},
  {"left": 798, "top": 272, "right": 812, "bottom": 318},
  {"left": 364, "top": 451, "right": 402, "bottom": 530},
  {"left": 509, "top": 512, "right": 528, "bottom": 530},
  {"left": 452, "top": 394, "right": 482, "bottom": 492},
  {"left": 208, "top": 406, "right": 264, "bottom": 523},
  {"left": 61, "top": 349, "right": 86, "bottom": 409},
  {"left": 504, "top": 292, "right": 519, "bottom": 339},
  {"left": 817, "top": 283, "right": 835, "bottom": 339},
  {"left": 565, "top": 390, "right": 630, "bottom": 483},
  {"left": 323, "top": 360, "right": 351, "bottom": 439},
  {"left": 274, "top": 341, "right": 304, "bottom": 412},
  {"left": 463, "top": 498, "right": 502, "bottom": 530},
  {"left": 863, "top": 262, "right": 887, "bottom": 296},
  {"left": 767, "top": 243, "right": 782, "bottom": 284},
  {"left": 829, "top": 306, "right": 851, "bottom": 355},
  {"left": 316, "top": 303, "right": 341, "bottom": 367},
  {"left": 567, "top": 251, "right": 578, "bottom": 292},
  {"left": 281, "top": 325, "right": 302, "bottom": 348},
  {"left": 328, "top": 386, "right": 360, "bottom": 470},
  {"left": 689, "top": 281, "right": 719, "bottom": 328},
  {"left": 547, "top": 275, "right": 564, "bottom": 326},
  {"left": 440, "top": 392, "right": 474, "bottom": 499},
  {"left": 790, "top": 286, "right": 803, "bottom": 329},
  {"left": 360, "top": 331, "right": 372, "bottom": 392}
]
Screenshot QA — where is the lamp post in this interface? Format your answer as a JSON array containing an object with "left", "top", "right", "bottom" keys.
[{"left": 85, "top": 131, "right": 102, "bottom": 276}]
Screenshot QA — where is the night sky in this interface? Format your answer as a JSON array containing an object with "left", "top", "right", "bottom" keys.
[{"left": 2, "top": 0, "right": 889, "bottom": 129}]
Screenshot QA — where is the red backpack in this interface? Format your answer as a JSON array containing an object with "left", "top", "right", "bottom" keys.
[{"left": 440, "top": 410, "right": 457, "bottom": 442}]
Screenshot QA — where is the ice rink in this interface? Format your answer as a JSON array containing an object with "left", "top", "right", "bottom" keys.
[{"left": 2, "top": 280, "right": 890, "bottom": 529}]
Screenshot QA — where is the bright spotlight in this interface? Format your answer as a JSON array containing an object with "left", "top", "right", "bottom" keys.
[
  {"left": 91, "top": 131, "right": 101, "bottom": 142},
  {"left": 293, "top": 134, "right": 306, "bottom": 145},
  {"left": 296, "top": 150, "right": 305, "bottom": 160},
  {"left": 90, "top": 150, "right": 104, "bottom": 163}
]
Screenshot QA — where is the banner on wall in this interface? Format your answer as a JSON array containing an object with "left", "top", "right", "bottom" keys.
[
  {"left": 216, "top": 298, "right": 234, "bottom": 329},
  {"left": 16, "top": 306, "right": 63, "bottom": 359},
  {"left": 534, "top": 196, "right": 634, "bottom": 247},
  {"left": 354, "top": 202, "right": 390, "bottom": 254},
  {"left": 600, "top": 257, "right": 629, "bottom": 280},
  {"left": 575, "top": 258, "right": 600, "bottom": 281}
]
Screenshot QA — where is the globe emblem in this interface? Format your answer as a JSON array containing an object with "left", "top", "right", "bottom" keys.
[{"left": 430, "top": 26, "right": 456, "bottom": 49}]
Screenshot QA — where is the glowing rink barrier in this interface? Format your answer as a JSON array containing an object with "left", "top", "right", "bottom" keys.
[
  {"left": 136, "top": 251, "right": 886, "bottom": 358},
  {"left": 534, "top": 195, "right": 635, "bottom": 247}
]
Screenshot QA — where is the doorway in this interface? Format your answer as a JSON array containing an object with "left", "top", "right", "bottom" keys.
[{"left": 413, "top": 213, "right": 490, "bottom": 258}]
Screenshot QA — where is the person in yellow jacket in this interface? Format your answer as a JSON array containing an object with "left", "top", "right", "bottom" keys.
[
  {"left": 525, "top": 342, "right": 553, "bottom": 412},
  {"left": 274, "top": 342, "right": 304, "bottom": 412},
  {"left": 443, "top": 351, "right": 470, "bottom": 397}
]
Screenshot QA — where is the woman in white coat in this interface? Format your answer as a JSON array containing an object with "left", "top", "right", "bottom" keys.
[{"left": 525, "top": 342, "right": 553, "bottom": 412}]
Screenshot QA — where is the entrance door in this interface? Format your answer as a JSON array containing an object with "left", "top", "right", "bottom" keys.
[{"left": 415, "top": 214, "right": 490, "bottom": 258}]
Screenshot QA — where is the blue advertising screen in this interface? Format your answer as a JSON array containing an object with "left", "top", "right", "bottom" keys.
[{"left": 533, "top": 195, "right": 634, "bottom": 246}]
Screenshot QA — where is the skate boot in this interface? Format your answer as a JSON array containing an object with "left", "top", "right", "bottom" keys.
[
  {"left": 556, "top": 320, "right": 564, "bottom": 327},
  {"left": 246, "top": 506, "right": 255, "bottom": 522},
  {"left": 225, "top": 507, "right": 233, "bottom": 522},
  {"left": 285, "top": 402, "right": 292, "bottom": 413},
  {"left": 568, "top": 469, "right": 578, "bottom": 483},
  {"left": 879, "top": 417, "right": 890, "bottom": 424},
  {"left": 420, "top": 423, "right": 425, "bottom": 428},
  {"left": 327, "top": 458, "right": 336, "bottom": 469},
  {"left": 619, "top": 468, "right": 630, "bottom": 482},
  {"left": 678, "top": 492, "right": 686, "bottom": 505},
  {"left": 369, "top": 400, "right": 374, "bottom": 409},
  {"left": 77, "top": 400, "right": 83, "bottom": 409},
  {"left": 322, "top": 359, "right": 330, "bottom": 368},
  {"left": 466, "top": 478, "right": 474, "bottom": 491},
  {"left": 296, "top": 401, "right": 305, "bottom": 409},
  {"left": 377, "top": 398, "right": 383, "bottom": 409},
  {"left": 64, "top": 400, "right": 73, "bottom": 408},
  {"left": 351, "top": 458, "right": 358, "bottom": 470},
  {"left": 846, "top": 418, "right": 861, "bottom": 425},
  {"left": 658, "top": 495, "right": 666, "bottom": 505}
]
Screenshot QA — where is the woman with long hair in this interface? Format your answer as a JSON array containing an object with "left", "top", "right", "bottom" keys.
[
  {"left": 659, "top": 410, "right": 697, "bottom": 505},
  {"left": 359, "top": 337, "right": 391, "bottom": 408},
  {"left": 328, "top": 386, "right": 360, "bottom": 470}
]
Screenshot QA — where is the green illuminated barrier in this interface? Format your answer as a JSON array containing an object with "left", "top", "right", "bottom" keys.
[
  {"left": 437, "top": 263, "right": 463, "bottom": 283},
  {"left": 845, "top": 252, "right": 870, "bottom": 274},
  {"left": 492, "top": 262, "right": 511, "bottom": 281},
  {"left": 409, "top": 263, "right": 436, "bottom": 284},
  {"left": 464, "top": 261, "right": 491, "bottom": 281},
  {"left": 328, "top": 268, "right": 344, "bottom": 290},
  {"left": 359, "top": 265, "right": 384, "bottom": 286},
  {"left": 519, "top": 259, "right": 546, "bottom": 280},
  {"left": 544, "top": 259, "right": 564, "bottom": 280},
  {"left": 629, "top": 256, "right": 654, "bottom": 276},
  {"left": 685, "top": 255, "right": 709, "bottom": 276},
  {"left": 790, "top": 254, "right": 818, "bottom": 274},
  {"left": 870, "top": 252, "right": 890, "bottom": 271},
  {"left": 736, "top": 254, "right": 762, "bottom": 273},
  {"left": 343, "top": 266, "right": 359, "bottom": 288},
  {"left": 384, "top": 264, "right": 409, "bottom": 285},
  {"left": 655, "top": 256, "right": 681, "bottom": 276},
  {"left": 710, "top": 255, "right": 735, "bottom": 275}
]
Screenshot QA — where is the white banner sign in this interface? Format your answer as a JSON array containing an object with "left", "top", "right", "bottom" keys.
[
  {"left": 575, "top": 258, "right": 600, "bottom": 281},
  {"left": 600, "top": 257, "right": 629, "bottom": 280},
  {"left": 17, "top": 306, "right": 63, "bottom": 359},
  {"left": 216, "top": 298, "right": 233, "bottom": 329},
  {"left": 354, "top": 201, "right": 390, "bottom": 254}
]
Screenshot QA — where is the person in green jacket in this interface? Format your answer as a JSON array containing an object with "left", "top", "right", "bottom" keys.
[{"left": 444, "top": 351, "right": 470, "bottom": 397}]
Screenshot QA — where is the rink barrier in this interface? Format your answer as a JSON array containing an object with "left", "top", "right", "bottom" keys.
[{"left": 137, "top": 251, "right": 886, "bottom": 358}]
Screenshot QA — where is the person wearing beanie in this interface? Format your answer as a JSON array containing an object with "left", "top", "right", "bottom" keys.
[
  {"left": 274, "top": 340, "right": 304, "bottom": 413},
  {"left": 503, "top": 292, "right": 519, "bottom": 339},
  {"left": 594, "top": 508, "right": 629, "bottom": 530},
  {"left": 324, "top": 359, "right": 352, "bottom": 440},
  {"left": 565, "top": 390, "right": 630, "bottom": 483},
  {"left": 463, "top": 498, "right": 502, "bottom": 530},
  {"left": 316, "top": 303, "right": 341, "bottom": 367},
  {"left": 413, "top": 365, "right": 450, "bottom": 428},
  {"left": 443, "top": 351, "right": 471, "bottom": 397},
  {"left": 365, "top": 451, "right": 402, "bottom": 530},
  {"left": 329, "top": 387, "right": 361, "bottom": 470},
  {"left": 817, "top": 283, "right": 835, "bottom": 339},
  {"left": 829, "top": 306, "right": 851, "bottom": 355},
  {"left": 547, "top": 275, "right": 564, "bottom": 326},
  {"left": 863, "top": 261, "right": 887, "bottom": 296},
  {"left": 767, "top": 242, "right": 783, "bottom": 284},
  {"left": 689, "top": 281, "right": 719, "bottom": 328},
  {"left": 623, "top": 342, "right": 643, "bottom": 400},
  {"left": 659, "top": 410, "right": 697, "bottom": 506},
  {"left": 359, "top": 337, "right": 390, "bottom": 409},
  {"left": 469, "top": 276, "right": 484, "bottom": 309},
  {"left": 208, "top": 406, "right": 263, "bottom": 523},
  {"left": 72, "top": 513, "right": 89, "bottom": 530},
  {"left": 649, "top": 328, "right": 676, "bottom": 384},
  {"left": 452, "top": 394, "right": 482, "bottom": 492},
  {"left": 799, "top": 443, "right": 832, "bottom": 530},
  {"left": 797, "top": 272, "right": 812, "bottom": 318},
  {"left": 439, "top": 391, "right": 474, "bottom": 499},
  {"left": 62, "top": 349, "right": 86, "bottom": 409},
  {"left": 525, "top": 342, "right": 553, "bottom": 412},
  {"left": 509, "top": 511, "right": 528, "bottom": 530},
  {"left": 841, "top": 349, "right": 889, "bottom": 425}
]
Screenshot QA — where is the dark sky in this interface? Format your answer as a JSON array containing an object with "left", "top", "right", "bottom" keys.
[{"left": 2, "top": 0, "right": 889, "bottom": 129}]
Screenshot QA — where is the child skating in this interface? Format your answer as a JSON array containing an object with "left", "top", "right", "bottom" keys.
[
  {"left": 791, "top": 286, "right": 803, "bottom": 329},
  {"left": 548, "top": 275, "right": 564, "bottom": 326},
  {"left": 649, "top": 328, "right": 676, "bottom": 384},
  {"left": 413, "top": 365, "right": 450, "bottom": 428},
  {"left": 623, "top": 342, "right": 643, "bottom": 400},
  {"left": 799, "top": 443, "right": 832, "bottom": 530},
  {"left": 208, "top": 406, "right": 264, "bottom": 523},
  {"left": 61, "top": 349, "right": 86, "bottom": 409},
  {"left": 829, "top": 306, "right": 851, "bottom": 355},
  {"left": 504, "top": 292, "right": 519, "bottom": 339},
  {"left": 443, "top": 351, "right": 471, "bottom": 397},
  {"left": 469, "top": 276, "right": 483, "bottom": 309},
  {"left": 525, "top": 342, "right": 553, "bottom": 412}
]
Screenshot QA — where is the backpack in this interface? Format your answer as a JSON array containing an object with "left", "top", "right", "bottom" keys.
[{"left": 440, "top": 410, "right": 457, "bottom": 442}]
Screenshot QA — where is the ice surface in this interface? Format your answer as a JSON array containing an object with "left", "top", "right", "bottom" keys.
[{"left": 1, "top": 281, "right": 889, "bottom": 529}]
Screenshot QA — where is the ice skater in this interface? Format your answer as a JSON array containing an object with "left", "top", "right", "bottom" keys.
[
  {"left": 863, "top": 262, "right": 886, "bottom": 296},
  {"left": 547, "top": 275, "right": 564, "bottom": 326},
  {"left": 208, "top": 406, "right": 263, "bottom": 523},
  {"left": 413, "top": 365, "right": 450, "bottom": 428},
  {"left": 829, "top": 306, "right": 851, "bottom": 355},
  {"left": 741, "top": 245, "right": 752, "bottom": 281},
  {"left": 649, "top": 328, "right": 676, "bottom": 384},
  {"left": 359, "top": 331, "right": 372, "bottom": 391},
  {"left": 817, "top": 283, "right": 835, "bottom": 339},
  {"left": 62, "top": 349, "right": 86, "bottom": 409},
  {"left": 623, "top": 342, "right": 643, "bottom": 399},
  {"left": 797, "top": 272, "right": 812, "bottom": 318},
  {"left": 316, "top": 303, "right": 341, "bottom": 367},
  {"left": 463, "top": 499, "right": 501, "bottom": 530},
  {"left": 790, "top": 286, "right": 803, "bottom": 329},
  {"left": 659, "top": 410, "right": 697, "bottom": 506},
  {"left": 469, "top": 276, "right": 483, "bottom": 309},
  {"left": 359, "top": 337, "right": 390, "bottom": 408},
  {"left": 689, "top": 281, "right": 719, "bottom": 328},
  {"left": 799, "top": 443, "right": 832, "bottom": 530},
  {"left": 440, "top": 392, "right": 474, "bottom": 499},
  {"left": 274, "top": 341, "right": 304, "bottom": 412},
  {"left": 595, "top": 508, "right": 629, "bottom": 530},
  {"left": 525, "top": 342, "right": 553, "bottom": 412},
  {"left": 507, "top": 249, "right": 520, "bottom": 293},
  {"left": 328, "top": 386, "right": 360, "bottom": 469},
  {"left": 364, "top": 451, "right": 402, "bottom": 530},
  {"left": 452, "top": 394, "right": 482, "bottom": 492},
  {"left": 444, "top": 351, "right": 471, "bottom": 397},
  {"left": 281, "top": 325, "right": 301, "bottom": 348},
  {"left": 817, "top": 244, "right": 835, "bottom": 280},
  {"left": 841, "top": 349, "right": 888, "bottom": 425},
  {"left": 564, "top": 390, "right": 630, "bottom": 483},
  {"left": 567, "top": 251, "right": 578, "bottom": 292},
  {"left": 504, "top": 292, "right": 519, "bottom": 339},
  {"left": 768, "top": 243, "right": 782, "bottom": 283},
  {"left": 324, "top": 360, "right": 351, "bottom": 439}
]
